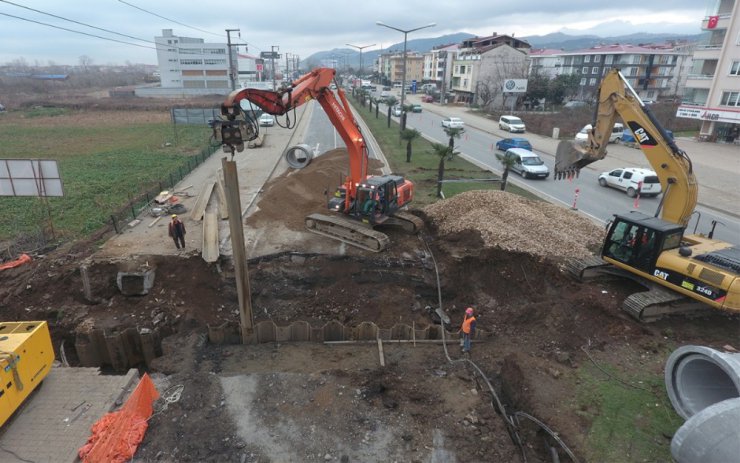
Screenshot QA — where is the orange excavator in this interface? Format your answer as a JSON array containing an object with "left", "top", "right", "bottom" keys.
[{"left": 211, "top": 67, "right": 421, "bottom": 252}]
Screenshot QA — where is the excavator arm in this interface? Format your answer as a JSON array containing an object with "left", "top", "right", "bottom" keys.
[
  {"left": 216, "top": 68, "right": 370, "bottom": 214},
  {"left": 555, "top": 69, "right": 699, "bottom": 227}
]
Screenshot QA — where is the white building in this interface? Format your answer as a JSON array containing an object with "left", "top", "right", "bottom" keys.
[
  {"left": 154, "top": 29, "right": 236, "bottom": 93},
  {"left": 678, "top": 0, "right": 740, "bottom": 141}
]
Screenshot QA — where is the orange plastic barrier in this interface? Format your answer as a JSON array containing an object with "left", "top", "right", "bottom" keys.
[
  {"left": 78, "top": 373, "right": 160, "bottom": 463},
  {"left": 0, "top": 253, "right": 31, "bottom": 271}
]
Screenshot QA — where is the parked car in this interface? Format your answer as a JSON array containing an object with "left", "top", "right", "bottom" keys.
[
  {"left": 411, "top": 104, "right": 422, "bottom": 113},
  {"left": 575, "top": 123, "right": 624, "bottom": 144},
  {"left": 496, "top": 137, "right": 532, "bottom": 151},
  {"left": 497, "top": 148, "right": 549, "bottom": 179},
  {"left": 258, "top": 113, "right": 275, "bottom": 127},
  {"left": 498, "top": 115, "right": 526, "bottom": 133},
  {"left": 392, "top": 106, "right": 403, "bottom": 117},
  {"left": 382, "top": 86, "right": 391, "bottom": 91},
  {"left": 563, "top": 100, "right": 588, "bottom": 109},
  {"left": 421, "top": 95, "right": 434, "bottom": 103},
  {"left": 598, "top": 167, "right": 662, "bottom": 197},
  {"left": 441, "top": 117, "right": 465, "bottom": 129}
]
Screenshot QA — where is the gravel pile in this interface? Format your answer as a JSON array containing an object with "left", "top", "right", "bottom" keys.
[{"left": 424, "top": 190, "right": 605, "bottom": 259}]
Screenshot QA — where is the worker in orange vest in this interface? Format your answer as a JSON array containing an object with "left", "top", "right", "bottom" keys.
[{"left": 459, "top": 307, "right": 476, "bottom": 353}]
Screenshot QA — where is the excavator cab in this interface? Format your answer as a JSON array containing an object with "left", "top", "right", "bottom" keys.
[{"left": 603, "top": 211, "right": 684, "bottom": 274}]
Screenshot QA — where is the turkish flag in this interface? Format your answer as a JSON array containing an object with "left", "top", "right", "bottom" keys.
[{"left": 708, "top": 15, "right": 719, "bottom": 29}]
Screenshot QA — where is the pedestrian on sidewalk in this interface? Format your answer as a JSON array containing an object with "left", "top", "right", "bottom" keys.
[
  {"left": 458, "top": 307, "right": 477, "bottom": 353},
  {"left": 168, "top": 214, "right": 186, "bottom": 249}
]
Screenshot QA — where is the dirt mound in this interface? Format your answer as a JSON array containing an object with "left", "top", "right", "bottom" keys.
[
  {"left": 248, "top": 148, "right": 384, "bottom": 231},
  {"left": 424, "top": 190, "right": 605, "bottom": 259}
]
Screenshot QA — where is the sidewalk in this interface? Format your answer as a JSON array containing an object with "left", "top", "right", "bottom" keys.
[{"left": 404, "top": 93, "right": 740, "bottom": 218}]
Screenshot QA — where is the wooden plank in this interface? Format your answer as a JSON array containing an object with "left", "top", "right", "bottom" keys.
[
  {"left": 190, "top": 181, "right": 215, "bottom": 221},
  {"left": 377, "top": 338, "right": 385, "bottom": 367},
  {"left": 148, "top": 216, "right": 163, "bottom": 228},
  {"left": 215, "top": 178, "right": 228, "bottom": 220},
  {"left": 201, "top": 212, "right": 219, "bottom": 263}
]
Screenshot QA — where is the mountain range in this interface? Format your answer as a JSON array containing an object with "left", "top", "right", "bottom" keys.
[{"left": 304, "top": 31, "right": 703, "bottom": 68}]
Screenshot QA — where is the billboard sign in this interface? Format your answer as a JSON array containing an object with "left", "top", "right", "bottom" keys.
[{"left": 503, "top": 79, "right": 528, "bottom": 93}]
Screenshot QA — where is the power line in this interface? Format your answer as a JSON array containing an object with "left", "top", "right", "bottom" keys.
[
  {"left": 0, "top": 11, "right": 158, "bottom": 50},
  {"left": 0, "top": 0, "right": 152, "bottom": 45},
  {"left": 117, "top": 0, "right": 223, "bottom": 38}
]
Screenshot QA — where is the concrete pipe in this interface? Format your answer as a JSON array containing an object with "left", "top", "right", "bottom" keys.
[
  {"left": 284, "top": 144, "right": 313, "bottom": 169},
  {"left": 671, "top": 397, "right": 740, "bottom": 463},
  {"left": 665, "top": 345, "right": 740, "bottom": 420}
]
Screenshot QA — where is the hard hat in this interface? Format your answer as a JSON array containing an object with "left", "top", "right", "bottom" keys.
[
  {"left": 465, "top": 307, "right": 474, "bottom": 315},
  {"left": 171, "top": 214, "right": 177, "bottom": 218}
]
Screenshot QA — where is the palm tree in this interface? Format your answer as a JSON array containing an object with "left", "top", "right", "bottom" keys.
[
  {"left": 385, "top": 96, "right": 398, "bottom": 128},
  {"left": 498, "top": 152, "right": 517, "bottom": 191},
  {"left": 443, "top": 127, "right": 465, "bottom": 160},
  {"left": 401, "top": 104, "right": 414, "bottom": 130},
  {"left": 431, "top": 142, "right": 457, "bottom": 198},
  {"left": 400, "top": 129, "right": 420, "bottom": 163}
]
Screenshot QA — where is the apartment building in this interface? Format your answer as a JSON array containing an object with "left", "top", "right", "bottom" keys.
[
  {"left": 377, "top": 52, "right": 424, "bottom": 86},
  {"left": 541, "top": 43, "right": 691, "bottom": 102},
  {"left": 677, "top": 0, "right": 740, "bottom": 141},
  {"left": 450, "top": 34, "right": 530, "bottom": 106},
  {"left": 422, "top": 44, "right": 459, "bottom": 92},
  {"left": 154, "top": 29, "right": 237, "bottom": 94}
]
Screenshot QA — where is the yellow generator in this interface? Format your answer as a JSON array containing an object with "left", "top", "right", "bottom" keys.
[{"left": 0, "top": 321, "right": 55, "bottom": 427}]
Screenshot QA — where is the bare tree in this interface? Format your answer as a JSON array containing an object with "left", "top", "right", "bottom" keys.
[{"left": 79, "top": 55, "right": 93, "bottom": 71}]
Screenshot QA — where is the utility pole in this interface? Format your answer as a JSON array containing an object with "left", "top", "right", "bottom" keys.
[
  {"left": 271, "top": 45, "right": 279, "bottom": 91},
  {"left": 225, "top": 28, "right": 240, "bottom": 90}
]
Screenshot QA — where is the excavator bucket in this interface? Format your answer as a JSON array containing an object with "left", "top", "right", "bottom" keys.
[{"left": 554, "top": 140, "right": 601, "bottom": 180}]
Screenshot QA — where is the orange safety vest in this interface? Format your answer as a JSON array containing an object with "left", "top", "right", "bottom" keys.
[{"left": 461, "top": 315, "right": 476, "bottom": 334}]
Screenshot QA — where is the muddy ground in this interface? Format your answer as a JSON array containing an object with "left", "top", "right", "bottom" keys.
[{"left": 1, "top": 110, "right": 737, "bottom": 462}]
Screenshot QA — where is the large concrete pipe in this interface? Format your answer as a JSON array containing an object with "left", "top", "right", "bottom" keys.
[
  {"left": 665, "top": 345, "right": 740, "bottom": 420},
  {"left": 284, "top": 144, "right": 313, "bottom": 169},
  {"left": 671, "top": 397, "right": 740, "bottom": 463},
  {"left": 665, "top": 345, "right": 740, "bottom": 463}
]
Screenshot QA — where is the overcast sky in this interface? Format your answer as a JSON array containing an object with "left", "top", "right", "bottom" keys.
[{"left": 0, "top": 1, "right": 707, "bottom": 66}]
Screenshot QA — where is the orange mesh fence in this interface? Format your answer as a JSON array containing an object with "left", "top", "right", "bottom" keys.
[
  {"left": 0, "top": 253, "right": 31, "bottom": 271},
  {"left": 79, "top": 373, "right": 160, "bottom": 463}
]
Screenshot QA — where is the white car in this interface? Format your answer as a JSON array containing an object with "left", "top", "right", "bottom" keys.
[
  {"left": 392, "top": 106, "right": 403, "bottom": 117},
  {"left": 598, "top": 167, "right": 662, "bottom": 197},
  {"left": 499, "top": 115, "right": 526, "bottom": 133},
  {"left": 258, "top": 113, "right": 275, "bottom": 127},
  {"left": 441, "top": 117, "right": 465, "bottom": 129}
]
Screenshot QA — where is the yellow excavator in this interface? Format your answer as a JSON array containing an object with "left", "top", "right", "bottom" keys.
[{"left": 556, "top": 69, "right": 740, "bottom": 321}]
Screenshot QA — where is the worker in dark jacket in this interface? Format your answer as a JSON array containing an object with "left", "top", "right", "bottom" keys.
[
  {"left": 168, "top": 214, "right": 186, "bottom": 249},
  {"left": 459, "top": 307, "right": 477, "bottom": 353}
]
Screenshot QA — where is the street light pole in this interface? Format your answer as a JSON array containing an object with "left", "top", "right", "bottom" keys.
[
  {"left": 346, "top": 43, "right": 376, "bottom": 77},
  {"left": 376, "top": 21, "right": 436, "bottom": 126},
  {"left": 225, "top": 28, "right": 240, "bottom": 90}
]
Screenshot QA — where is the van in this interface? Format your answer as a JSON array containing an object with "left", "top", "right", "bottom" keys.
[
  {"left": 598, "top": 167, "right": 662, "bottom": 197},
  {"left": 499, "top": 148, "right": 550, "bottom": 179},
  {"left": 575, "top": 123, "right": 624, "bottom": 144},
  {"left": 499, "top": 115, "right": 526, "bottom": 133}
]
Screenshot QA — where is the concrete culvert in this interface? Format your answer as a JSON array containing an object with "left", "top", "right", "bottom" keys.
[
  {"left": 284, "top": 144, "right": 313, "bottom": 169},
  {"left": 671, "top": 397, "right": 740, "bottom": 463},
  {"left": 665, "top": 345, "right": 740, "bottom": 420}
]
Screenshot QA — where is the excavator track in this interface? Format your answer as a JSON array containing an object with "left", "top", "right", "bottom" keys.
[
  {"left": 387, "top": 211, "right": 424, "bottom": 233},
  {"left": 563, "top": 255, "right": 611, "bottom": 281},
  {"left": 305, "top": 213, "right": 390, "bottom": 252},
  {"left": 622, "top": 283, "right": 710, "bottom": 323}
]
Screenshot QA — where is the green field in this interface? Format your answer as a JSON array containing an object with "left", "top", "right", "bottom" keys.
[{"left": 0, "top": 108, "right": 214, "bottom": 245}]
